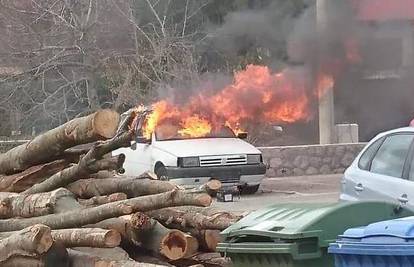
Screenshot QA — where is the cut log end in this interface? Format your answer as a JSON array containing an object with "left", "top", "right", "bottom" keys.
[
  {"left": 93, "top": 110, "right": 120, "bottom": 139},
  {"left": 31, "top": 224, "right": 54, "bottom": 254},
  {"left": 103, "top": 229, "right": 122, "bottom": 248},
  {"left": 206, "top": 180, "right": 222, "bottom": 192},
  {"left": 130, "top": 212, "right": 154, "bottom": 231},
  {"left": 160, "top": 230, "right": 198, "bottom": 260},
  {"left": 203, "top": 230, "right": 221, "bottom": 252},
  {"left": 196, "top": 193, "right": 212, "bottom": 207}
]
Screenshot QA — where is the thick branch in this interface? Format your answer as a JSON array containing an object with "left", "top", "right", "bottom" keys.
[
  {"left": 0, "top": 160, "right": 69, "bottom": 192},
  {"left": 23, "top": 154, "right": 125, "bottom": 194},
  {"left": 78, "top": 193, "right": 128, "bottom": 208},
  {"left": 67, "top": 177, "right": 177, "bottom": 198},
  {"left": 0, "top": 224, "right": 53, "bottom": 263},
  {"left": 0, "top": 109, "right": 120, "bottom": 175},
  {"left": 132, "top": 213, "right": 199, "bottom": 260},
  {"left": 0, "top": 188, "right": 75, "bottom": 218},
  {"left": 146, "top": 207, "right": 235, "bottom": 230},
  {"left": 51, "top": 228, "right": 121, "bottom": 248},
  {"left": 68, "top": 248, "right": 165, "bottom": 267},
  {"left": 0, "top": 228, "right": 121, "bottom": 248},
  {"left": 0, "top": 190, "right": 211, "bottom": 231}
]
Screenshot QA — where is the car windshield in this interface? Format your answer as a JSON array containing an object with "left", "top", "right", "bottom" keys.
[{"left": 155, "top": 123, "right": 236, "bottom": 141}]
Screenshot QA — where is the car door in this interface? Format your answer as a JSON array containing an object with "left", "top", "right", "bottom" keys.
[
  {"left": 114, "top": 135, "right": 153, "bottom": 176},
  {"left": 355, "top": 133, "right": 414, "bottom": 206}
]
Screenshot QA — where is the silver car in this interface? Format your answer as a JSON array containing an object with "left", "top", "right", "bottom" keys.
[{"left": 341, "top": 127, "right": 414, "bottom": 208}]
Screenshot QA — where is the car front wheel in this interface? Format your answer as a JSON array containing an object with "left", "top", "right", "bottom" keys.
[
  {"left": 239, "top": 184, "right": 260, "bottom": 194},
  {"left": 155, "top": 165, "right": 169, "bottom": 181}
]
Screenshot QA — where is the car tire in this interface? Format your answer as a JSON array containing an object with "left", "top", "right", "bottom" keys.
[
  {"left": 239, "top": 184, "right": 260, "bottom": 195},
  {"left": 155, "top": 165, "right": 169, "bottom": 181}
]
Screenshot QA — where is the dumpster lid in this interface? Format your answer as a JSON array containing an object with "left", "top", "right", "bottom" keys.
[
  {"left": 220, "top": 202, "right": 413, "bottom": 246},
  {"left": 339, "top": 216, "right": 414, "bottom": 243}
]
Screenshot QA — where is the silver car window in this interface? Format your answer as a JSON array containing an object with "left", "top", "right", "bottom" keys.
[
  {"left": 358, "top": 137, "right": 384, "bottom": 170},
  {"left": 370, "top": 134, "right": 414, "bottom": 178}
]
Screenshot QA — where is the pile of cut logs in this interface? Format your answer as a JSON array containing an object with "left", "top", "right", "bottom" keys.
[{"left": 0, "top": 109, "right": 240, "bottom": 267}]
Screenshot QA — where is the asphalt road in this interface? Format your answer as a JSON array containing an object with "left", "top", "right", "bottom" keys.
[{"left": 212, "top": 174, "right": 341, "bottom": 212}]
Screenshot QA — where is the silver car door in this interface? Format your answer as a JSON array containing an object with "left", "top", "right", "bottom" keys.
[{"left": 362, "top": 134, "right": 414, "bottom": 205}]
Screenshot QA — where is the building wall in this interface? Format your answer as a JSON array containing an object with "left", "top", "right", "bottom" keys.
[{"left": 259, "top": 143, "right": 366, "bottom": 177}]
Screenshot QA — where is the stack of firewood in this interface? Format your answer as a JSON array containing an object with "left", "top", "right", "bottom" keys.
[{"left": 0, "top": 109, "right": 240, "bottom": 267}]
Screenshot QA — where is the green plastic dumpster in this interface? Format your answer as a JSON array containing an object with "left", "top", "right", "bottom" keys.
[{"left": 216, "top": 202, "right": 414, "bottom": 267}]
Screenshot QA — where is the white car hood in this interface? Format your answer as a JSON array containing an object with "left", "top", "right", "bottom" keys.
[{"left": 153, "top": 138, "right": 261, "bottom": 157}]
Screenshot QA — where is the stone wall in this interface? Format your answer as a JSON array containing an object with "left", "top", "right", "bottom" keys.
[
  {"left": 0, "top": 140, "right": 28, "bottom": 153},
  {"left": 259, "top": 143, "right": 366, "bottom": 177}
]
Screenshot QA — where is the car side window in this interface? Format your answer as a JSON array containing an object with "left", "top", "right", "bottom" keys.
[
  {"left": 409, "top": 155, "right": 414, "bottom": 180},
  {"left": 370, "top": 134, "right": 414, "bottom": 178},
  {"left": 358, "top": 137, "right": 384, "bottom": 170}
]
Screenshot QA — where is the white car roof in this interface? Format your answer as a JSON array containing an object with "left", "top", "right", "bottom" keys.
[{"left": 376, "top": 127, "right": 414, "bottom": 137}]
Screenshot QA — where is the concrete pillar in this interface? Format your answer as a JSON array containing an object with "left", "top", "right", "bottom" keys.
[{"left": 317, "top": 0, "right": 335, "bottom": 144}]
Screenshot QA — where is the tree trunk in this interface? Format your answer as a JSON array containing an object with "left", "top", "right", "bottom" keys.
[
  {"left": 2, "top": 242, "right": 69, "bottom": 267},
  {"left": 23, "top": 154, "right": 125, "bottom": 195},
  {"left": 0, "top": 110, "right": 120, "bottom": 175},
  {"left": 51, "top": 228, "right": 121, "bottom": 248},
  {"left": 0, "top": 228, "right": 121, "bottom": 248},
  {"left": 190, "top": 229, "right": 221, "bottom": 252},
  {"left": 0, "top": 188, "right": 75, "bottom": 219},
  {"left": 0, "top": 224, "right": 53, "bottom": 263},
  {"left": 154, "top": 223, "right": 221, "bottom": 252},
  {"left": 135, "top": 213, "right": 199, "bottom": 261},
  {"left": 0, "top": 190, "right": 211, "bottom": 231},
  {"left": 68, "top": 248, "right": 166, "bottom": 267},
  {"left": 79, "top": 193, "right": 128, "bottom": 207},
  {"left": 0, "top": 160, "right": 69, "bottom": 192},
  {"left": 190, "top": 180, "right": 222, "bottom": 196},
  {"left": 146, "top": 207, "right": 234, "bottom": 230},
  {"left": 170, "top": 252, "right": 231, "bottom": 267},
  {"left": 86, "top": 213, "right": 152, "bottom": 245},
  {"left": 67, "top": 178, "right": 177, "bottom": 198},
  {"left": 174, "top": 206, "right": 243, "bottom": 221}
]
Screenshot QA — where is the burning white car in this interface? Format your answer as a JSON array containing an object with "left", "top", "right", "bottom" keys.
[{"left": 114, "top": 123, "right": 266, "bottom": 194}]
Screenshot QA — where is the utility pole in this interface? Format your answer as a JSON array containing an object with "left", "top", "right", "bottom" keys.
[{"left": 317, "top": 0, "right": 335, "bottom": 144}]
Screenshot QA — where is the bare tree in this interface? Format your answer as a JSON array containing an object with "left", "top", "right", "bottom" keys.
[{"left": 0, "top": 0, "right": 209, "bottom": 135}]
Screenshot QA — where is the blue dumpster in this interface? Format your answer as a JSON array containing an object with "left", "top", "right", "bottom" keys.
[{"left": 328, "top": 216, "right": 414, "bottom": 267}]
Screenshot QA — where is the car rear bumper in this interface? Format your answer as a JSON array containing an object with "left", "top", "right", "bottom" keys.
[{"left": 164, "top": 163, "right": 266, "bottom": 185}]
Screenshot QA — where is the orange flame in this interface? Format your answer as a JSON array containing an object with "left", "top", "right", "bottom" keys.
[
  {"left": 317, "top": 74, "right": 335, "bottom": 97},
  {"left": 178, "top": 115, "right": 212, "bottom": 138},
  {"left": 142, "top": 65, "right": 313, "bottom": 139}
]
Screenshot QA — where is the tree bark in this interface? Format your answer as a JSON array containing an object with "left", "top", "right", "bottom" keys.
[
  {"left": 68, "top": 248, "right": 166, "bottom": 267},
  {"left": 190, "top": 180, "right": 222, "bottom": 196},
  {"left": 146, "top": 207, "right": 233, "bottom": 230},
  {"left": 23, "top": 154, "right": 125, "bottom": 195},
  {"left": 0, "top": 228, "right": 121, "bottom": 248},
  {"left": 174, "top": 206, "right": 243, "bottom": 221},
  {"left": 170, "top": 252, "right": 231, "bottom": 267},
  {"left": 154, "top": 223, "right": 221, "bottom": 252},
  {"left": 0, "top": 160, "right": 70, "bottom": 192},
  {"left": 51, "top": 228, "right": 121, "bottom": 248},
  {"left": 67, "top": 177, "right": 177, "bottom": 198},
  {"left": 190, "top": 229, "right": 221, "bottom": 252},
  {"left": 0, "top": 109, "right": 120, "bottom": 175},
  {"left": 0, "top": 224, "right": 53, "bottom": 263},
  {"left": 0, "top": 190, "right": 211, "bottom": 231},
  {"left": 134, "top": 213, "right": 199, "bottom": 260},
  {"left": 79, "top": 193, "right": 128, "bottom": 208},
  {"left": 0, "top": 188, "right": 75, "bottom": 219},
  {"left": 2, "top": 242, "right": 69, "bottom": 267},
  {"left": 86, "top": 213, "right": 152, "bottom": 245}
]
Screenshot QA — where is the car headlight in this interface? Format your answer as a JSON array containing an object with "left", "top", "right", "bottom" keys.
[
  {"left": 247, "top": 154, "right": 262, "bottom": 164},
  {"left": 179, "top": 157, "right": 200, "bottom": 167}
]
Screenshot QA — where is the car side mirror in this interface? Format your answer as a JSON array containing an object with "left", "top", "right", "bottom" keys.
[{"left": 237, "top": 132, "right": 248, "bottom": 139}]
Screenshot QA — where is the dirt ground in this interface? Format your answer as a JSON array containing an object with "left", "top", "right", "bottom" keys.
[{"left": 213, "top": 174, "right": 341, "bottom": 212}]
